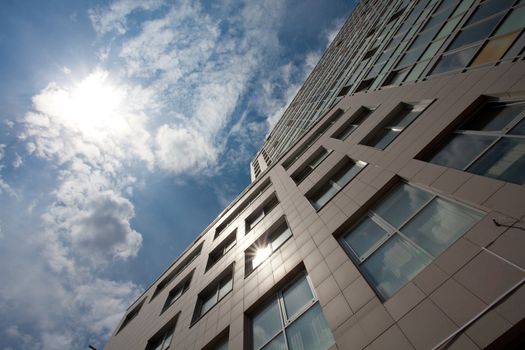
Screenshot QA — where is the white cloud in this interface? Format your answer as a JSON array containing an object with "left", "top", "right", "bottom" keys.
[
  {"left": 155, "top": 125, "right": 218, "bottom": 174},
  {"left": 11, "top": 70, "right": 149, "bottom": 347},
  {"left": 89, "top": 0, "right": 164, "bottom": 35},
  {"left": 108, "top": 0, "right": 288, "bottom": 174},
  {"left": 12, "top": 153, "right": 22, "bottom": 168},
  {"left": 20, "top": 69, "right": 155, "bottom": 170},
  {"left": 0, "top": 144, "right": 16, "bottom": 197}
]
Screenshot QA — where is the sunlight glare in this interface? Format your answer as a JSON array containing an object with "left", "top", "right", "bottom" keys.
[
  {"left": 252, "top": 245, "right": 271, "bottom": 269},
  {"left": 65, "top": 70, "right": 127, "bottom": 137}
]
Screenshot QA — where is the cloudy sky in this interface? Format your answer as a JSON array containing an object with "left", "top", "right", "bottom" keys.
[{"left": 0, "top": 0, "right": 356, "bottom": 348}]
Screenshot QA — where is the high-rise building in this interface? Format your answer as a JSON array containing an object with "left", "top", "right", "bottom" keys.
[{"left": 105, "top": 0, "right": 525, "bottom": 349}]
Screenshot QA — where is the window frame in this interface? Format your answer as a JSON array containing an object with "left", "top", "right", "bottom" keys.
[
  {"left": 338, "top": 181, "right": 484, "bottom": 300},
  {"left": 146, "top": 313, "right": 179, "bottom": 350},
  {"left": 249, "top": 273, "right": 334, "bottom": 350},
  {"left": 245, "top": 193, "right": 279, "bottom": 232},
  {"left": 430, "top": 0, "right": 525, "bottom": 76},
  {"left": 161, "top": 270, "right": 194, "bottom": 314},
  {"left": 206, "top": 230, "right": 237, "bottom": 271},
  {"left": 331, "top": 106, "right": 376, "bottom": 141},
  {"left": 290, "top": 146, "right": 333, "bottom": 185},
  {"left": 360, "top": 100, "right": 433, "bottom": 150},
  {"left": 116, "top": 298, "right": 146, "bottom": 334},
  {"left": 245, "top": 218, "right": 293, "bottom": 276},
  {"left": 307, "top": 156, "right": 368, "bottom": 211},
  {"left": 426, "top": 99, "right": 525, "bottom": 184},
  {"left": 192, "top": 266, "right": 234, "bottom": 324}
]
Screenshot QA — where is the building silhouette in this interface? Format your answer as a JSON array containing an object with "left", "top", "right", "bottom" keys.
[{"left": 105, "top": 0, "right": 525, "bottom": 349}]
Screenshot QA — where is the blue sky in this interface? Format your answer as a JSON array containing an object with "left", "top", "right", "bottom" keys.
[{"left": 0, "top": 0, "right": 356, "bottom": 348}]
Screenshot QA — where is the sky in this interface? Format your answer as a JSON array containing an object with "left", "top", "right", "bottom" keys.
[{"left": 0, "top": 0, "right": 356, "bottom": 348}]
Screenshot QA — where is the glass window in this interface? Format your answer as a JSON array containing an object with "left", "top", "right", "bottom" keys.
[
  {"left": 429, "top": 134, "right": 495, "bottom": 169},
  {"left": 247, "top": 195, "right": 279, "bottom": 231},
  {"left": 405, "top": 61, "right": 429, "bottom": 82},
  {"left": 428, "top": 101, "right": 525, "bottom": 185},
  {"left": 262, "top": 334, "right": 287, "bottom": 350},
  {"left": 331, "top": 107, "right": 374, "bottom": 141},
  {"left": 503, "top": 31, "right": 525, "bottom": 59},
  {"left": 147, "top": 324, "right": 176, "bottom": 350},
  {"left": 201, "top": 290, "right": 218, "bottom": 315},
  {"left": 449, "top": 14, "right": 503, "bottom": 51},
  {"left": 251, "top": 274, "right": 334, "bottom": 350},
  {"left": 493, "top": 6, "right": 525, "bottom": 36},
  {"left": 361, "top": 235, "right": 432, "bottom": 299},
  {"left": 402, "top": 198, "right": 482, "bottom": 256},
  {"left": 436, "top": 16, "right": 462, "bottom": 39},
  {"left": 363, "top": 102, "right": 430, "bottom": 149},
  {"left": 283, "top": 276, "right": 314, "bottom": 319},
  {"left": 468, "top": 138, "right": 525, "bottom": 184},
  {"left": 194, "top": 270, "right": 233, "bottom": 321},
  {"left": 467, "top": 0, "right": 515, "bottom": 26},
  {"left": 253, "top": 300, "right": 282, "bottom": 349},
  {"left": 424, "top": 5, "right": 455, "bottom": 30},
  {"left": 373, "top": 183, "right": 433, "bottom": 228},
  {"left": 270, "top": 225, "right": 292, "bottom": 251},
  {"left": 409, "top": 25, "right": 441, "bottom": 51},
  {"left": 210, "top": 337, "right": 229, "bottom": 350},
  {"left": 511, "top": 118, "right": 525, "bottom": 135},
  {"left": 451, "top": 0, "right": 476, "bottom": 17},
  {"left": 471, "top": 31, "right": 520, "bottom": 65},
  {"left": 420, "top": 38, "right": 446, "bottom": 61},
  {"left": 340, "top": 183, "right": 482, "bottom": 299},
  {"left": 117, "top": 299, "right": 145, "bottom": 333},
  {"left": 291, "top": 147, "right": 331, "bottom": 185},
  {"left": 286, "top": 304, "right": 334, "bottom": 350},
  {"left": 207, "top": 231, "right": 237, "bottom": 271},
  {"left": 342, "top": 217, "right": 387, "bottom": 259},
  {"left": 431, "top": 45, "right": 480, "bottom": 74},
  {"left": 162, "top": 272, "right": 193, "bottom": 313},
  {"left": 384, "top": 68, "right": 410, "bottom": 86},
  {"left": 308, "top": 158, "right": 367, "bottom": 210},
  {"left": 281, "top": 109, "right": 344, "bottom": 170},
  {"left": 246, "top": 221, "right": 294, "bottom": 274}
]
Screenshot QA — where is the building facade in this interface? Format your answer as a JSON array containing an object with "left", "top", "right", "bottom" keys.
[{"left": 105, "top": 0, "right": 525, "bottom": 349}]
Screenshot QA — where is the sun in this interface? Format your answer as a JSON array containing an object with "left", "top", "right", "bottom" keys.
[{"left": 64, "top": 70, "right": 127, "bottom": 138}]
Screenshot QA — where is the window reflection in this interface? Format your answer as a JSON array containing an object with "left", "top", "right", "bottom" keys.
[
  {"left": 362, "top": 235, "right": 431, "bottom": 299},
  {"left": 286, "top": 304, "right": 334, "bottom": 350},
  {"left": 402, "top": 198, "right": 482, "bottom": 256},
  {"left": 430, "top": 134, "right": 495, "bottom": 169},
  {"left": 283, "top": 277, "right": 314, "bottom": 319},
  {"left": 432, "top": 45, "right": 480, "bottom": 74},
  {"left": 343, "top": 217, "right": 387, "bottom": 259},
  {"left": 253, "top": 300, "right": 282, "bottom": 349},
  {"left": 429, "top": 101, "right": 525, "bottom": 185},
  {"left": 308, "top": 158, "right": 366, "bottom": 210},
  {"left": 449, "top": 14, "right": 503, "bottom": 51},
  {"left": 340, "top": 183, "right": 482, "bottom": 299},
  {"left": 469, "top": 138, "right": 525, "bottom": 184},
  {"left": 251, "top": 274, "right": 334, "bottom": 350}
]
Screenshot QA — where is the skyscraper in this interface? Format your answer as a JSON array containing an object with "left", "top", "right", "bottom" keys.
[{"left": 106, "top": 0, "right": 525, "bottom": 349}]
